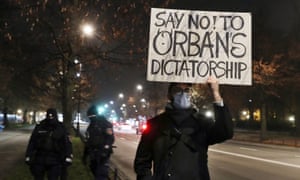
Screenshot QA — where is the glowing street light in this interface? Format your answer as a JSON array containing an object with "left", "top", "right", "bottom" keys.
[
  {"left": 17, "top": 109, "right": 22, "bottom": 114},
  {"left": 119, "top": 93, "right": 124, "bottom": 99},
  {"left": 136, "top": 84, "right": 143, "bottom": 91},
  {"left": 81, "top": 23, "right": 95, "bottom": 37}
]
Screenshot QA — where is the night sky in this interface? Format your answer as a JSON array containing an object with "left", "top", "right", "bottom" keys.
[
  {"left": 97, "top": 0, "right": 300, "bottom": 103},
  {"left": 1, "top": 0, "right": 300, "bottom": 105}
]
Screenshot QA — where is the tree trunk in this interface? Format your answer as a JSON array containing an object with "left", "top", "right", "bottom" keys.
[
  {"left": 61, "top": 58, "right": 75, "bottom": 135},
  {"left": 3, "top": 107, "right": 8, "bottom": 127},
  {"left": 295, "top": 110, "right": 300, "bottom": 136},
  {"left": 23, "top": 109, "right": 28, "bottom": 124},
  {"left": 260, "top": 103, "right": 267, "bottom": 141},
  {"left": 62, "top": 93, "right": 73, "bottom": 135}
]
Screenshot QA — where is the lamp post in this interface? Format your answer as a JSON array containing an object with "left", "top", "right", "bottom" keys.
[{"left": 75, "top": 59, "right": 82, "bottom": 136}]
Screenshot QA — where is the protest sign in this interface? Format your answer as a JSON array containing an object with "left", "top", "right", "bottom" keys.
[{"left": 147, "top": 8, "right": 252, "bottom": 85}]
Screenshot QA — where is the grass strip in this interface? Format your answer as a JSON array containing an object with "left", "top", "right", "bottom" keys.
[{"left": 3, "top": 137, "right": 95, "bottom": 180}]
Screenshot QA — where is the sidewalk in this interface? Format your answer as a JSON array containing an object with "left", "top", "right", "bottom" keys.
[
  {"left": 0, "top": 128, "right": 32, "bottom": 179},
  {"left": 232, "top": 130, "right": 300, "bottom": 147}
]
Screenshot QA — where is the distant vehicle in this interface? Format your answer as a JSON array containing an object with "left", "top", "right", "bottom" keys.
[
  {"left": 0, "top": 125, "right": 4, "bottom": 132},
  {"left": 117, "top": 122, "right": 132, "bottom": 131},
  {"left": 0, "top": 114, "right": 23, "bottom": 123},
  {"left": 73, "top": 119, "right": 88, "bottom": 125},
  {"left": 136, "top": 121, "right": 147, "bottom": 135}
]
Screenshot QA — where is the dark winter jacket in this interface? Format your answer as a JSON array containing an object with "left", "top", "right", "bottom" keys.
[
  {"left": 134, "top": 104, "right": 233, "bottom": 180},
  {"left": 83, "top": 116, "right": 115, "bottom": 160},
  {"left": 25, "top": 119, "right": 73, "bottom": 165}
]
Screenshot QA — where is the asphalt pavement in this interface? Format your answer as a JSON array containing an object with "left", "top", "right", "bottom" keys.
[
  {"left": 1, "top": 125, "right": 300, "bottom": 180},
  {"left": 0, "top": 127, "right": 32, "bottom": 180}
]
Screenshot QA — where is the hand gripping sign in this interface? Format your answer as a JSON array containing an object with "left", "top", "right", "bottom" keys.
[{"left": 147, "top": 8, "right": 252, "bottom": 85}]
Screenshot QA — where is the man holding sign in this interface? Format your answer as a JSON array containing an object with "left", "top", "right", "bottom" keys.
[
  {"left": 134, "top": 76, "right": 233, "bottom": 180},
  {"left": 134, "top": 7, "right": 239, "bottom": 180}
]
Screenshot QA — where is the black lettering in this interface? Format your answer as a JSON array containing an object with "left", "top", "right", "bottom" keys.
[
  {"left": 225, "top": 61, "right": 234, "bottom": 78},
  {"left": 154, "top": 11, "right": 167, "bottom": 27},
  {"left": 231, "top": 16, "right": 244, "bottom": 31},
  {"left": 234, "top": 61, "right": 237, "bottom": 79},
  {"left": 179, "top": 61, "right": 190, "bottom": 77},
  {"left": 200, "top": 32, "right": 214, "bottom": 58},
  {"left": 200, "top": 16, "right": 210, "bottom": 30},
  {"left": 188, "top": 31, "right": 201, "bottom": 56},
  {"left": 216, "top": 32, "right": 229, "bottom": 58},
  {"left": 231, "top": 33, "right": 247, "bottom": 58},
  {"left": 219, "top": 16, "right": 232, "bottom": 30},
  {"left": 165, "top": 12, "right": 180, "bottom": 29},
  {"left": 174, "top": 13, "right": 184, "bottom": 29},
  {"left": 188, "top": 14, "right": 199, "bottom": 29},
  {"left": 150, "top": 59, "right": 248, "bottom": 81},
  {"left": 238, "top": 62, "right": 247, "bottom": 79},
  {"left": 153, "top": 30, "right": 173, "bottom": 55},
  {"left": 151, "top": 59, "right": 161, "bottom": 75},
  {"left": 189, "top": 60, "right": 198, "bottom": 77},
  {"left": 173, "top": 31, "right": 187, "bottom": 57},
  {"left": 209, "top": 61, "right": 218, "bottom": 77},
  {"left": 217, "top": 61, "right": 226, "bottom": 77},
  {"left": 197, "top": 61, "right": 209, "bottom": 77},
  {"left": 164, "top": 59, "right": 174, "bottom": 75}
]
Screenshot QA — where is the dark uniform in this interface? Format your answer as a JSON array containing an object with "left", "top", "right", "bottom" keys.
[
  {"left": 134, "top": 82, "right": 234, "bottom": 180},
  {"left": 25, "top": 108, "right": 73, "bottom": 180},
  {"left": 83, "top": 105, "right": 115, "bottom": 180}
]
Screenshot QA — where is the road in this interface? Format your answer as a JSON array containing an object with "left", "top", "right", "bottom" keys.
[
  {"left": 110, "top": 129, "right": 300, "bottom": 180},
  {"left": 208, "top": 141, "right": 300, "bottom": 180},
  {"left": 110, "top": 130, "right": 140, "bottom": 180},
  {"left": 4, "top": 124, "right": 298, "bottom": 180}
]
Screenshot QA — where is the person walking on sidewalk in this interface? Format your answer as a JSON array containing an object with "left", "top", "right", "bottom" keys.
[
  {"left": 82, "top": 105, "right": 115, "bottom": 180},
  {"left": 134, "top": 76, "right": 234, "bottom": 180},
  {"left": 25, "top": 108, "right": 73, "bottom": 180}
]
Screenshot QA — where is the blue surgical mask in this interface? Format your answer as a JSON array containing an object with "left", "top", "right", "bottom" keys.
[{"left": 172, "top": 92, "right": 191, "bottom": 109}]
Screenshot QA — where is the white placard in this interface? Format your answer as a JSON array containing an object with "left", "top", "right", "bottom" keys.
[{"left": 147, "top": 8, "right": 252, "bottom": 85}]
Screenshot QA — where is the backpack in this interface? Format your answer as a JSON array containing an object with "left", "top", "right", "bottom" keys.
[{"left": 86, "top": 122, "right": 105, "bottom": 149}]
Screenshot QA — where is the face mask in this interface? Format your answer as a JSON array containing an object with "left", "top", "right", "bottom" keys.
[{"left": 172, "top": 92, "right": 191, "bottom": 109}]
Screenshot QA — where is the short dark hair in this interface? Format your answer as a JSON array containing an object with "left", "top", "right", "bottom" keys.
[{"left": 167, "top": 83, "right": 193, "bottom": 100}]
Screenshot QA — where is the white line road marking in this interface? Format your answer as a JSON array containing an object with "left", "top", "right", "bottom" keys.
[
  {"left": 239, "top": 147, "right": 258, "bottom": 151},
  {"left": 209, "top": 148, "right": 300, "bottom": 169}
]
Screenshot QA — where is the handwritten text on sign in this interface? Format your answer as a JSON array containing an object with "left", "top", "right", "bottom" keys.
[{"left": 147, "top": 8, "right": 252, "bottom": 85}]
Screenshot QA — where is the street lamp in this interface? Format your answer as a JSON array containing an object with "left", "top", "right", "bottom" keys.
[
  {"left": 136, "top": 84, "right": 143, "bottom": 92},
  {"left": 118, "top": 93, "right": 124, "bottom": 99},
  {"left": 74, "top": 59, "right": 82, "bottom": 136},
  {"left": 81, "top": 23, "right": 95, "bottom": 37}
]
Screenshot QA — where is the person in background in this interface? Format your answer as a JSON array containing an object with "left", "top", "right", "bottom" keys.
[
  {"left": 25, "top": 108, "right": 73, "bottom": 180},
  {"left": 82, "top": 105, "right": 115, "bottom": 180},
  {"left": 134, "top": 76, "right": 234, "bottom": 180},
  {"left": 60, "top": 129, "right": 73, "bottom": 180}
]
